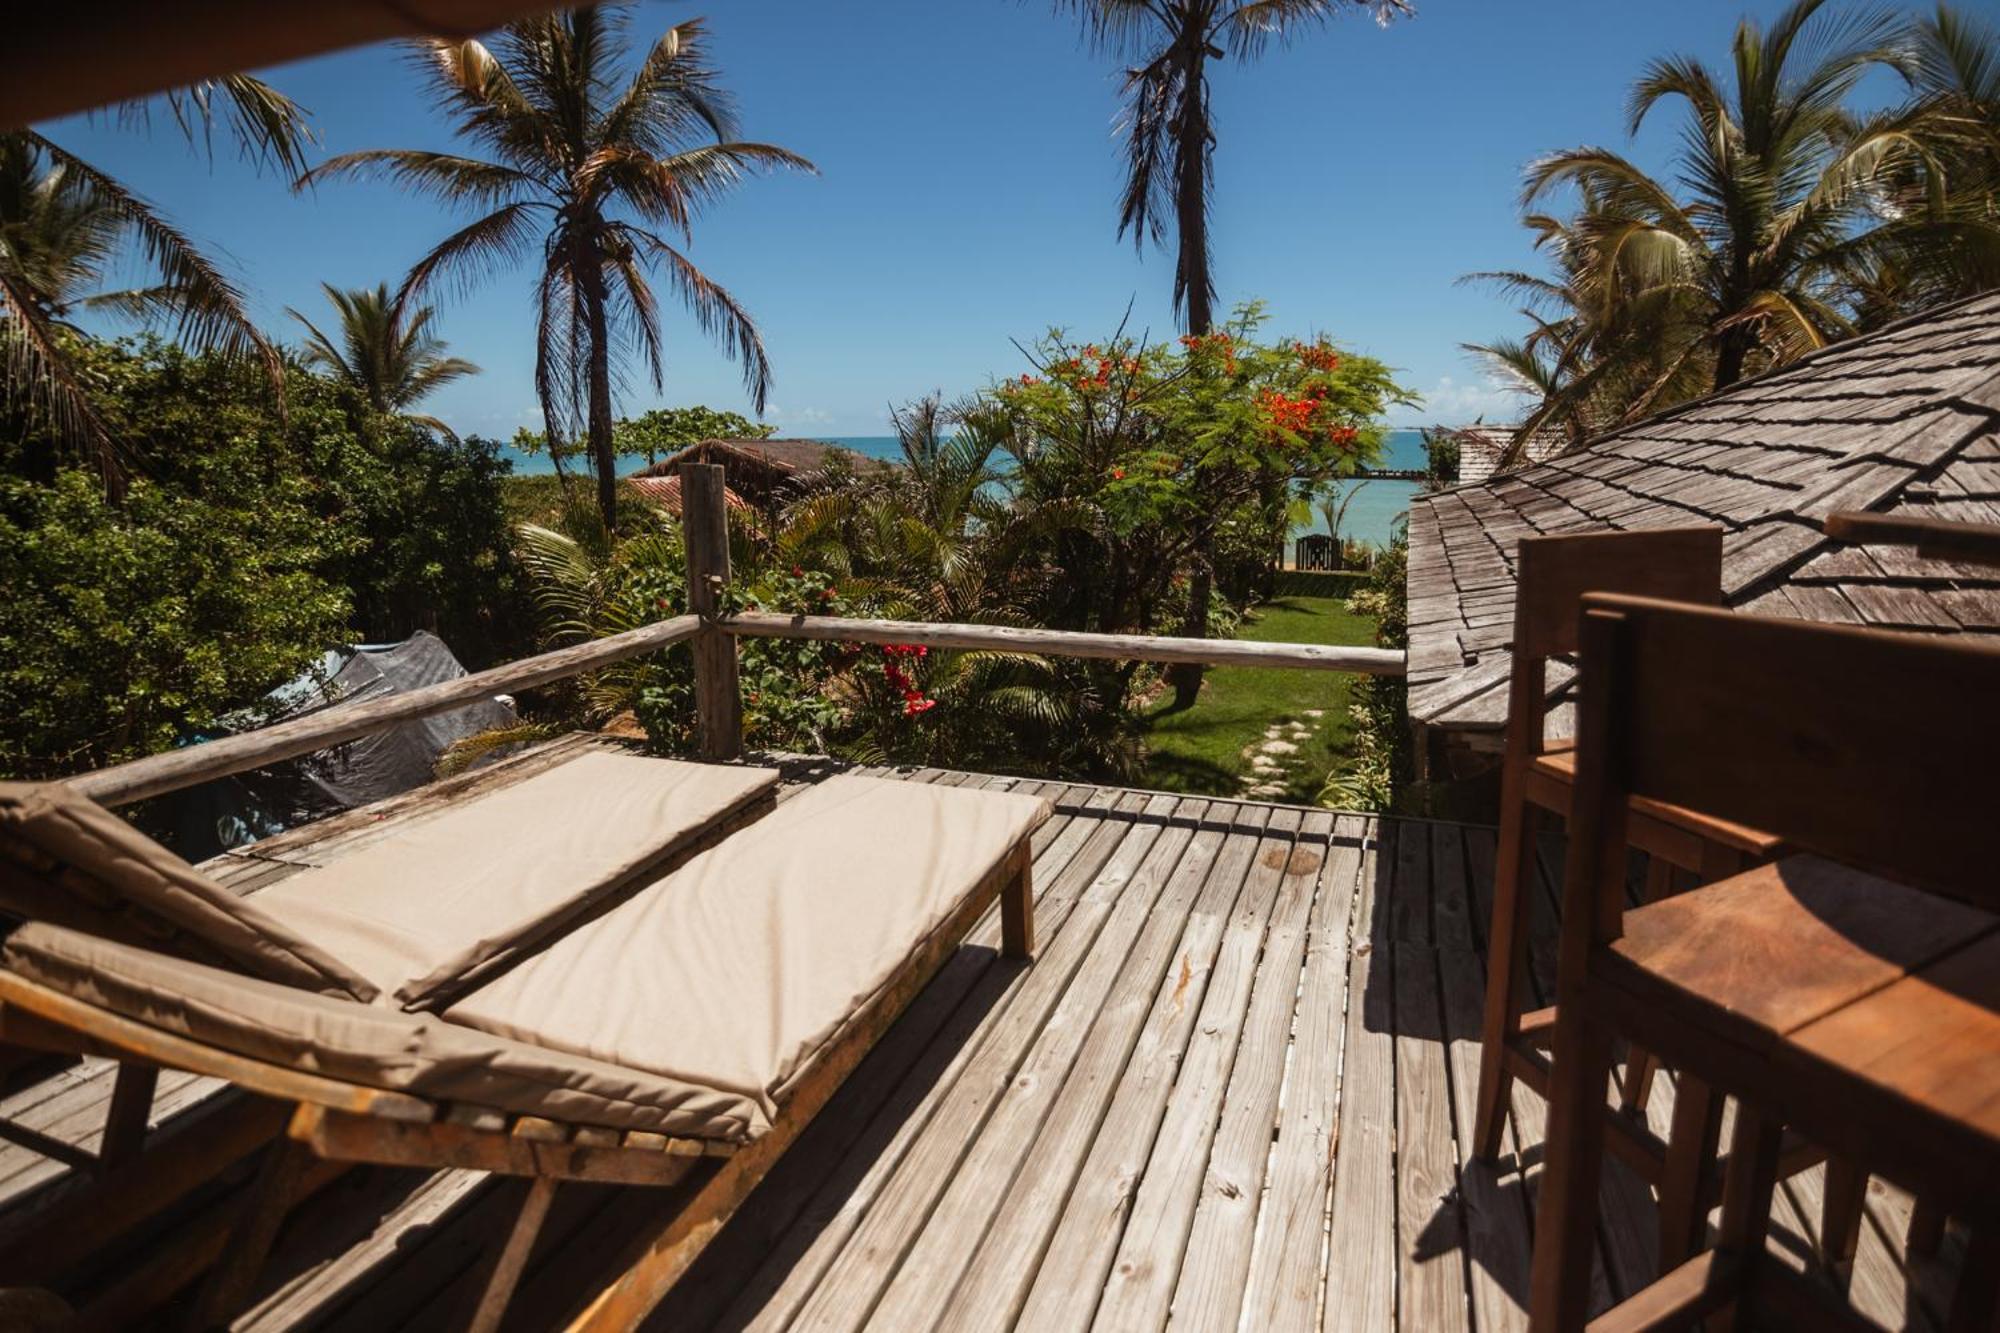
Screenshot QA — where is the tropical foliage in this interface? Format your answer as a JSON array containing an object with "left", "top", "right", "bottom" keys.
[
  {"left": 0, "top": 338, "right": 524, "bottom": 780},
  {"left": 510, "top": 311, "right": 1408, "bottom": 779},
  {"left": 306, "top": 6, "right": 813, "bottom": 526},
  {"left": 288, "top": 282, "right": 479, "bottom": 436},
  {"left": 1469, "top": 0, "right": 2000, "bottom": 458},
  {"left": 0, "top": 134, "right": 276, "bottom": 495}
]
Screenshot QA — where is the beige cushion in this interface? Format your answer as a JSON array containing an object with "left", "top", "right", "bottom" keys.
[
  {"left": 447, "top": 776, "right": 1051, "bottom": 1137},
  {"left": 2, "top": 922, "right": 763, "bottom": 1140},
  {"left": 252, "top": 753, "right": 778, "bottom": 1008},
  {"left": 0, "top": 783, "right": 379, "bottom": 1002}
]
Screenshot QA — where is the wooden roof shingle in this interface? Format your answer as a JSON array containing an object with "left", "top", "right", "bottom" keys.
[{"left": 1406, "top": 289, "right": 2000, "bottom": 733}]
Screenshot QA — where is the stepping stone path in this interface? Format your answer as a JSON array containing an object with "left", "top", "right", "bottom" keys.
[{"left": 1238, "top": 713, "right": 1333, "bottom": 800}]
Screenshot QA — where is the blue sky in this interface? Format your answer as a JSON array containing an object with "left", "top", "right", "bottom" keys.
[{"left": 39, "top": 0, "right": 1918, "bottom": 437}]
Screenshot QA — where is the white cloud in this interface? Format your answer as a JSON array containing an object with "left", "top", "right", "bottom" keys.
[
  {"left": 766, "top": 404, "right": 834, "bottom": 429},
  {"left": 1405, "top": 374, "right": 1533, "bottom": 426}
]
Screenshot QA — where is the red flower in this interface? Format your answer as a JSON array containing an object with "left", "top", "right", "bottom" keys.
[{"left": 1111, "top": 467, "right": 1126, "bottom": 480}]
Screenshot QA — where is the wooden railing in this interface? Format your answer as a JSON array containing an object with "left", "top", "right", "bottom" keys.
[{"left": 68, "top": 463, "right": 1405, "bottom": 806}]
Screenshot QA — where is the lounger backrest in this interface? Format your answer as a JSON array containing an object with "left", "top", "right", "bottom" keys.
[
  {"left": 249, "top": 752, "right": 780, "bottom": 1008},
  {"left": 0, "top": 782, "right": 380, "bottom": 1002}
]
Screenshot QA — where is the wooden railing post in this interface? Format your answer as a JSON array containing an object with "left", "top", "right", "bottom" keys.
[{"left": 681, "top": 464, "right": 743, "bottom": 761}]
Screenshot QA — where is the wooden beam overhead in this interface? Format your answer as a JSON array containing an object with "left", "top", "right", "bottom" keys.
[{"left": 2, "top": 1, "right": 569, "bottom": 131}]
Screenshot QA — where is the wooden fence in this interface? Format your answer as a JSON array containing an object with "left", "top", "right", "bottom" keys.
[{"left": 68, "top": 464, "right": 1406, "bottom": 805}]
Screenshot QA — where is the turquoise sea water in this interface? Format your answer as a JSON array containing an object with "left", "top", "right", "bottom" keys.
[{"left": 500, "top": 428, "right": 1425, "bottom": 552}]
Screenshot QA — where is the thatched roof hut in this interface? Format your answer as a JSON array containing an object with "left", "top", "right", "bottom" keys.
[{"left": 633, "top": 438, "right": 892, "bottom": 508}]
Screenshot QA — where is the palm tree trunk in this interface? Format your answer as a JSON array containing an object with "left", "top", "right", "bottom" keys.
[
  {"left": 582, "top": 265, "right": 618, "bottom": 529},
  {"left": 1713, "top": 326, "right": 1753, "bottom": 390},
  {"left": 1174, "top": 39, "right": 1213, "bottom": 339},
  {"left": 1165, "top": 34, "right": 1216, "bottom": 707}
]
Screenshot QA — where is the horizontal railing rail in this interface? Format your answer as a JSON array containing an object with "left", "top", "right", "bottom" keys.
[
  {"left": 720, "top": 610, "right": 1405, "bottom": 674},
  {"left": 60, "top": 464, "right": 1406, "bottom": 805},
  {"left": 71, "top": 616, "right": 704, "bottom": 808}
]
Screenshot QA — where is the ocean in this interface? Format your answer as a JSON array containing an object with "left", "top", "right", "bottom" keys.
[{"left": 499, "top": 429, "right": 1427, "bottom": 552}]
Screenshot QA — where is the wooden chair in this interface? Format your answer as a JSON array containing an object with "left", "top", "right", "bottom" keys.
[
  {"left": 1528, "top": 593, "right": 2000, "bottom": 1332},
  {"left": 1469, "top": 527, "right": 1793, "bottom": 1270},
  {"left": 1819, "top": 509, "right": 2000, "bottom": 1277}
]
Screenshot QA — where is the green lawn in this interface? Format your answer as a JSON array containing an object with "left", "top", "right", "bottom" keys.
[{"left": 1137, "top": 595, "right": 1378, "bottom": 804}]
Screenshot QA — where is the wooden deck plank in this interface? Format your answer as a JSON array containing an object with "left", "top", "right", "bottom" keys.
[
  {"left": 1168, "top": 810, "right": 1337, "bottom": 1332},
  {"left": 1441, "top": 826, "right": 1536, "bottom": 1333},
  {"left": 934, "top": 803, "right": 1261, "bottom": 1333},
  {"left": 1390, "top": 821, "right": 1472, "bottom": 1333},
  {"left": 861, "top": 802, "right": 1211, "bottom": 1328},
  {"left": 1235, "top": 817, "right": 1368, "bottom": 1333},
  {"left": 1323, "top": 821, "right": 1398, "bottom": 1333},
  {"left": 1007, "top": 805, "right": 1275, "bottom": 1333},
  {"left": 1087, "top": 807, "right": 1306, "bottom": 1333}
]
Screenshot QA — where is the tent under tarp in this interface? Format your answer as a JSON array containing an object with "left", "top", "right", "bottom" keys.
[{"left": 164, "top": 632, "right": 514, "bottom": 859}]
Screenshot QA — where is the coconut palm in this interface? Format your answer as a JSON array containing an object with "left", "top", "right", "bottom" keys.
[
  {"left": 1842, "top": 4, "right": 2000, "bottom": 322},
  {"left": 304, "top": 8, "right": 813, "bottom": 527},
  {"left": 288, "top": 282, "right": 479, "bottom": 436},
  {"left": 1463, "top": 200, "right": 1716, "bottom": 458},
  {"left": 2, "top": 71, "right": 307, "bottom": 493},
  {"left": 0, "top": 133, "right": 275, "bottom": 493},
  {"left": 1518, "top": 0, "right": 1969, "bottom": 395},
  {"left": 1059, "top": 0, "right": 1406, "bottom": 338}
]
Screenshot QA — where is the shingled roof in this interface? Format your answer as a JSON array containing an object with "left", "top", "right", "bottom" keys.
[{"left": 1406, "top": 288, "right": 2000, "bottom": 736}]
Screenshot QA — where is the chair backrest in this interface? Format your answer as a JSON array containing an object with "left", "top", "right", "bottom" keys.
[
  {"left": 1570, "top": 593, "right": 2000, "bottom": 914},
  {"left": 1503, "top": 527, "right": 1724, "bottom": 756},
  {"left": 1512, "top": 527, "right": 1724, "bottom": 660}
]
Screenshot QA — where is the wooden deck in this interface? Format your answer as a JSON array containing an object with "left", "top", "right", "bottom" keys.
[{"left": 0, "top": 737, "right": 1971, "bottom": 1329}]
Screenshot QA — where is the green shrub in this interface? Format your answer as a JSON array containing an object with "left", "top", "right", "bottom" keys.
[{"left": 0, "top": 469, "right": 352, "bottom": 777}]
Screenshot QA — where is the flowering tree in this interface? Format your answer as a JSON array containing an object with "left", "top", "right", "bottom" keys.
[{"left": 993, "top": 302, "right": 1410, "bottom": 703}]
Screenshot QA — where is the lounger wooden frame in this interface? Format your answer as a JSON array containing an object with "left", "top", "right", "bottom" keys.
[{"left": 0, "top": 836, "right": 1033, "bottom": 1330}]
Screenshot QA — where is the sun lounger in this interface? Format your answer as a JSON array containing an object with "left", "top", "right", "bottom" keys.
[{"left": 0, "top": 763, "right": 1049, "bottom": 1329}]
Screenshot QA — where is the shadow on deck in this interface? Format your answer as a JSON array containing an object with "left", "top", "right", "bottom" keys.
[{"left": 0, "top": 740, "right": 1970, "bottom": 1329}]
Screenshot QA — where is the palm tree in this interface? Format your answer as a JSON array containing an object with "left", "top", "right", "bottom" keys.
[
  {"left": 0, "top": 134, "right": 275, "bottom": 493},
  {"left": 1843, "top": 3, "right": 2000, "bottom": 322},
  {"left": 1059, "top": 0, "right": 1406, "bottom": 338},
  {"left": 305, "top": 8, "right": 814, "bottom": 527},
  {"left": 3, "top": 72, "right": 308, "bottom": 493},
  {"left": 288, "top": 282, "right": 479, "bottom": 437},
  {"left": 1519, "top": 0, "right": 1965, "bottom": 395}
]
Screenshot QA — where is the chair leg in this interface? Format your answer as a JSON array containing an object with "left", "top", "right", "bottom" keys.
[
  {"left": 1710, "top": 1103, "right": 1784, "bottom": 1333},
  {"left": 1909, "top": 1197, "right": 1948, "bottom": 1257},
  {"left": 1819, "top": 1157, "right": 1868, "bottom": 1292},
  {"left": 188, "top": 1135, "right": 310, "bottom": 1329},
  {"left": 1656, "top": 1073, "right": 1724, "bottom": 1271},
  {"left": 1473, "top": 802, "right": 1539, "bottom": 1161},
  {"left": 1528, "top": 1007, "right": 1616, "bottom": 1333},
  {"left": 467, "top": 1176, "right": 559, "bottom": 1333},
  {"left": 1944, "top": 1228, "right": 1999, "bottom": 1333}
]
